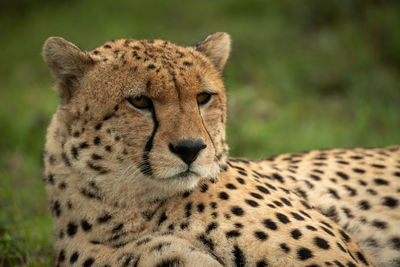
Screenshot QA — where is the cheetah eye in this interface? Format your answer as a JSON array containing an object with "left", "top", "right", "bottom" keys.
[
  {"left": 126, "top": 95, "right": 152, "bottom": 110},
  {"left": 197, "top": 92, "right": 213, "bottom": 106}
]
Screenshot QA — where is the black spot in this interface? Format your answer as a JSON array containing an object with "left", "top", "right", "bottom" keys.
[
  {"left": 245, "top": 199, "right": 259, "bottom": 207},
  {"left": 71, "top": 146, "right": 78, "bottom": 159},
  {"left": 58, "top": 249, "right": 65, "bottom": 262},
  {"left": 185, "top": 202, "right": 192, "bottom": 217},
  {"left": 250, "top": 192, "right": 264, "bottom": 199},
  {"left": 291, "top": 212, "right": 305, "bottom": 221},
  {"left": 103, "top": 113, "right": 113, "bottom": 121},
  {"left": 280, "top": 243, "right": 290, "bottom": 253},
  {"left": 366, "top": 188, "right": 377, "bottom": 195},
  {"left": 343, "top": 185, "right": 357, "bottom": 196},
  {"left": 180, "top": 222, "right": 189, "bottom": 230},
  {"left": 256, "top": 260, "right": 268, "bottom": 267},
  {"left": 297, "top": 247, "right": 313, "bottom": 260},
  {"left": 321, "top": 226, "right": 335, "bottom": 237},
  {"left": 263, "top": 219, "right": 278, "bottom": 230},
  {"left": 359, "top": 200, "right": 370, "bottom": 210},
  {"left": 91, "top": 154, "right": 102, "bottom": 160},
  {"left": 372, "top": 220, "right": 387, "bottom": 229},
  {"left": 320, "top": 220, "right": 332, "bottom": 229},
  {"left": 81, "top": 220, "right": 92, "bottom": 231},
  {"left": 231, "top": 206, "right": 244, "bottom": 216},
  {"left": 46, "top": 174, "right": 54, "bottom": 184},
  {"left": 94, "top": 123, "right": 102, "bottom": 130},
  {"left": 52, "top": 201, "right": 61, "bottom": 217},
  {"left": 236, "top": 177, "right": 245, "bottom": 184},
  {"left": 182, "top": 190, "right": 192, "bottom": 198},
  {"left": 256, "top": 185, "right": 270, "bottom": 194},
  {"left": 300, "top": 210, "right": 312, "bottom": 219},
  {"left": 67, "top": 222, "right": 78, "bottom": 236},
  {"left": 347, "top": 262, "right": 357, "bottom": 267},
  {"left": 226, "top": 230, "right": 241, "bottom": 238},
  {"left": 264, "top": 182, "right": 276, "bottom": 190},
  {"left": 383, "top": 196, "right": 398, "bottom": 208},
  {"left": 198, "top": 234, "right": 214, "bottom": 251},
  {"left": 301, "top": 200, "right": 312, "bottom": 209},
  {"left": 136, "top": 237, "right": 152, "bottom": 246},
  {"left": 210, "top": 202, "right": 217, "bottom": 209},
  {"left": 273, "top": 173, "right": 284, "bottom": 183},
  {"left": 70, "top": 251, "right": 79, "bottom": 263},
  {"left": 280, "top": 197, "right": 292, "bottom": 206},
  {"left": 226, "top": 183, "right": 237, "bottom": 189},
  {"left": 238, "top": 170, "right": 247, "bottom": 176},
  {"left": 371, "top": 164, "right": 385, "bottom": 169},
  {"left": 356, "top": 251, "right": 369, "bottom": 265},
  {"left": 112, "top": 223, "right": 123, "bottom": 233},
  {"left": 336, "top": 242, "right": 346, "bottom": 253},
  {"left": 233, "top": 245, "right": 246, "bottom": 267},
  {"left": 291, "top": 229, "right": 302, "bottom": 240},
  {"left": 337, "top": 160, "right": 349, "bottom": 165},
  {"left": 61, "top": 152, "right": 71, "bottom": 166},
  {"left": 334, "top": 260, "right": 345, "bottom": 267},
  {"left": 155, "top": 258, "right": 182, "bottom": 267},
  {"left": 358, "top": 180, "right": 367, "bottom": 186},
  {"left": 339, "top": 230, "right": 351, "bottom": 242},
  {"left": 183, "top": 61, "right": 193, "bottom": 66},
  {"left": 206, "top": 222, "right": 218, "bottom": 233},
  {"left": 342, "top": 207, "right": 354, "bottom": 218},
  {"left": 219, "top": 192, "right": 229, "bottom": 200},
  {"left": 79, "top": 142, "right": 89, "bottom": 149},
  {"left": 97, "top": 213, "right": 112, "bottom": 223},
  {"left": 158, "top": 212, "right": 168, "bottom": 226},
  {"left": 391, "top": 237, "right": 400, "bottom": 250},
  {"left": 374, "top": 178, "right": 389, "bottom": 185},
  {"left": 254, "top": 231, "right": 268, "bottom": 241},
  {"left": 276, "top": 213, "right": 290, "bottom": 224},
  {"left": 83, "top": 257, "right": 95, "bottom": 267},
  {"left": 147, "top": 64, "right": 156, "bottom": 69},
  {"left": 336, "top": 172, "right": 349, "bottom": 180},
  {"left": 87, "top": 162, "right": 109, "bottom": 174},
  {"left": 353, "top": 168, "right": 365, "bottom": 174},
  {"left": 310, "top": 174, "right": 321, "bottom": 181},
  {"left": 306, "top": 225, "right": 317, "bottom": 231},
  {"left": 197, "top": 203, "right": 205, "bottom": 213},
  {"left": 314, "top": 237, "right": 330, "bottom": 249},
  {"left": 200, "top": 183, "right": 208, "bottom": 192}
]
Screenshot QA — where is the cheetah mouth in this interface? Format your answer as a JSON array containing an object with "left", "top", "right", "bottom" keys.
[{"left": 166, "top": 169, "right": 198, "bottom": 180}]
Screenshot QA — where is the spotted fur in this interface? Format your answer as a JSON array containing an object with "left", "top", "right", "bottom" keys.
[{"left": 42, "top": 33, "right": 393, "bottom": 267}]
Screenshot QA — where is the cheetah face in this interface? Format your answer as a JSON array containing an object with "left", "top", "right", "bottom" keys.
[{"left": 43, "top": 33, "right": 230, "bottom": 202}]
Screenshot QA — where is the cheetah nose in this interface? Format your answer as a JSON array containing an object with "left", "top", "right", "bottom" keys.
[{"left": 169, "top": 139, "right": 207, "bottom": 165}]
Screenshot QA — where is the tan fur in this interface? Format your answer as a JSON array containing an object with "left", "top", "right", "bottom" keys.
[
  {"left": 259, "top": 147, "right": 400, "bottom": 267},
  {"left": 41, "top": 33, "right": 394, "bottom": 267}
]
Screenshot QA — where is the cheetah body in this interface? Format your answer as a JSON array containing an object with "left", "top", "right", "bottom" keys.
[{"left": 42, "top": 33, "right": 397, "bottom": 267}]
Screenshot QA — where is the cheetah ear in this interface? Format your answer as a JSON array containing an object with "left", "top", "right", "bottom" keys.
[
  {"left": 42, "top": 37, "right": 94, "bottom": 103},
  {"left": 195, "top": 32, "right": 231, "bottom": 71}
]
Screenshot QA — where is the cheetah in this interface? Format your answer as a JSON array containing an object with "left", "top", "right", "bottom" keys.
[{"left": 42, "top": 32, "right": 395, "bottom": 266}]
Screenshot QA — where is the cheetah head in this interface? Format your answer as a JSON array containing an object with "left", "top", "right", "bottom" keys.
[{"left": 43, "top": 33, "right": 230, "bottom": 205}]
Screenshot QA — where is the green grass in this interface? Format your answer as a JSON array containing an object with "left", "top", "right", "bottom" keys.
[{"left": 1, "top": 0, "right": 399, "bottom": 265}]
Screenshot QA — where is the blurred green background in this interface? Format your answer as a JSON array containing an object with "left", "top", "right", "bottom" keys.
[{"left": 1, "top": 0, "right": 399, "bottom": 265}]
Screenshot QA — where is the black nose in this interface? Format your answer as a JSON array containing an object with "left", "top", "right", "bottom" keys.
[{"left": 169, "top": 139, "right": 207, "bottom": 165}]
